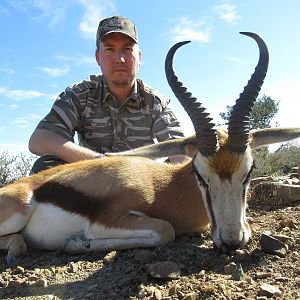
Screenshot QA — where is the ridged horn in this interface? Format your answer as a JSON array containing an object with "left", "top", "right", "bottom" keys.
[
  {"left": 165, "top": 41, "right": 218, "bottom": 157},
  {"left": 228, "top": 32, "right": 269, "bottom": 153}
]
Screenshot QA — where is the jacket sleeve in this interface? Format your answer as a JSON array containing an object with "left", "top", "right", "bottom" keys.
[
  {"left": 35, "top": 86, "right": 82, "bottom": 141},
  {"left": 152, "top": 96, "right": 185, "bottom": 141}
]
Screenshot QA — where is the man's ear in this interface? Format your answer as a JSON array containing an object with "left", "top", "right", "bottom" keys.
[
  {"left": 138, "top": 49, "right": 142, "bottom": 66},
  {"left": 95, "top": 49, "right": 100, "bottom": 65}
]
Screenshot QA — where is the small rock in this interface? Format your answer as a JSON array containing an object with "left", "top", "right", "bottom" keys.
[
  {"left": 275, "top": 276, "right": 288, "bottom": 282},
  {"left": 14, "top": 266, "right": 25, "bottom": 274},
  {"left": 234, "top": 249, "right": 252, "bottom": 262},
  {"left": 272, "top": 234, "right": 294, "bottom": 246},
  {"left": 279, "top": 218, "right": 298, "bottom": 229},
  {"left": 218, "top": 283, "right": 226, "bottom": 293},
  {"left": 168, "top": 283, "right": 180, "bottom": 295},
  {"left": 256, "top": 272, "right": 272, "bottom": 279},
  {"left": 183, "top": 292, "right": 198, "bottom": 300},
  {"left": 69, "top": 262, "right": 79, "bottom": 273},
  {"left": 28, "top": 275, "right": 40, "bottom": 282},
  {"left": 282, "top": 226, "right": 290, "bottom": 233},
  {"left": 137, "top": 288, "right": 148, "bottom": 299},
  {"left": 231, "top": 263, "right": 244, "bottom": 281},
  {"left": 43, "top": 269, "right": 52, "bottom": 277},
  {"left": 44, "top": 295, "right": 58, "bottom": 300},
  {"left": 195, "top": 270, "right": 205, "bottom": 278},
  {"left": 153, "top": 288, "right": 162, "bottom": 300},
  {"left": 55, "top": 273, "right": 63, "bottom": 281},
  {"left": 277, "top": 184, "right": 300, "bottom": 203},
  {"left": 260, "top": 232, "right": 288, "bottom": 257},
  {"left": 103, "top": 250, "right": 117, "bottom": 264},
  {"left": 35, "top": 278, "right": 48, "bottom": 287},
  {"left": 144, "top": 286, "right": 162, "bottom": 300},
  {"left": 259, "top": 283, "right": 282, "bottom": 297},
  {"left": 244, "top": 276, "right": 255, "bottom": 284},
  {"left": 224, "top": 262, "right": 237, "bottom": 275},
  {"left": 7, "top": 278, "right": 26, "bottom": 287},
  {"left": 147, "top": 261, "right": 181, "bottom": 279}
]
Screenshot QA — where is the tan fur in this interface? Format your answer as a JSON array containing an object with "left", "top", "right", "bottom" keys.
[
  {"left": 0, "top": 127, "right": 299, "bottom": 261},
  {"left": 208, "top": 149, "right": 242, "bottom": 180},
  {"left": 0, "top": 183, "right": 32, "bottom": 223},
  {"left": 60, "top": 157, "right": 209, "bottom": 233},
  {"left": 2, "top": 157, "right": 209, "bottom": 234},
  {"left": 207, "top": 129, "right": 242, "bottom": 180}
]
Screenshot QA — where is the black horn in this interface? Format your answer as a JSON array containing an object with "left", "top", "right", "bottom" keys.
[
  {"left": 165, "top": 41, "right": 218, "bottom": 157},
  {"left": 228, "top": 32, "right": 269, "bottom": 153}
]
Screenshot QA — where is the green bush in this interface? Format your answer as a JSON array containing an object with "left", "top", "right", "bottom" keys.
[
  {"left": 252, "top": 142, "right": 300, "bottom": 177},
  {"left": 0, "top": 152, "right": 35, "bottom": 186}
]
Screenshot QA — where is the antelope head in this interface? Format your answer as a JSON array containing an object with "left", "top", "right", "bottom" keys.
[{"left": 165, "top": 32, "right": 269, "bottom": 252}]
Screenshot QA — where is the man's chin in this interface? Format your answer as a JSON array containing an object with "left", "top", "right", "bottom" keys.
[{"left": 112, "top": 80, "right": 130, "bottom": 87}]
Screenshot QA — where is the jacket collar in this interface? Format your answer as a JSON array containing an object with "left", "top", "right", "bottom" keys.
[{"left": 101, "top": 77, "right": 142, "bottom": 106}]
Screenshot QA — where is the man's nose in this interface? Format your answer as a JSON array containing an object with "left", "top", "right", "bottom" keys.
[{"left": 115, "top": 51, "right": 125, "bottom": 63}]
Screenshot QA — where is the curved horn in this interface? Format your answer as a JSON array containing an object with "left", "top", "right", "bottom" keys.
[
  {"left": 228, "top": 32, "right": 269, "bottom": 153},
  {"left": 165, "top": 41, "right": 218, "bottom": 157}
]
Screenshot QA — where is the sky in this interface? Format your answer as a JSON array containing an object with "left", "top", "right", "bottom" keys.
[{"left": 0, "top": 0, "right": 299, "bottom": 156}]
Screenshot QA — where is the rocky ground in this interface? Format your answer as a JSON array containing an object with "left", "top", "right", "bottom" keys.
[{"left": 0, "top": 180, "right": 300, "bottom": 300}]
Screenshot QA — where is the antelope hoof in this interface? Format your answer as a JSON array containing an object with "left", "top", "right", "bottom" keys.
[
  {"left": 63, "top": 235, "right": 91, "bottom": 254},
  {"left": 6, "top": 253, "right": 19, "bottom": 267},
  {"left": 5, "top": 235, "right": 27, "bottom": 266}
]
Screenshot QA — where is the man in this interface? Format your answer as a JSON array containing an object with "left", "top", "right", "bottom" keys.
[{"left": 29, "top": 16, "right": 184, "bottom": 173}]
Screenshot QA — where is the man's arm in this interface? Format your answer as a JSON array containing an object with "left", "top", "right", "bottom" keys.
[{"left": 29, "top": 128, "right": 102, "bottom": 163}]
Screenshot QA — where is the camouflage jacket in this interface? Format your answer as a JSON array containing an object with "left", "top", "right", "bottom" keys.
[{"left": 36, "top": 75, "right": 184, "bottom": 153}]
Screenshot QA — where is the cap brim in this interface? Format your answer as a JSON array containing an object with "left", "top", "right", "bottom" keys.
[{"left": 101, "top": 30, "right": 138, "bottom": 43}]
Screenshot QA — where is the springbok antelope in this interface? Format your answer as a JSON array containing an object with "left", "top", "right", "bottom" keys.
[{"left": 1, "top": 32, "right": 300, "bottom": 266}]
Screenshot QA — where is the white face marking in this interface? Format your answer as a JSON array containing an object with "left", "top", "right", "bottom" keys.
[{"left": 193, "top": 149, "right": 253, "bottom": 250}]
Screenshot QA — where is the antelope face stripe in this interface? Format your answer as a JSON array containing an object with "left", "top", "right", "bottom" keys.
[{"left": 194, "top": 170, "right": 216, "bottom": 233}]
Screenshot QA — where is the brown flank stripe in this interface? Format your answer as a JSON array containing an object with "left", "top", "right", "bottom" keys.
[{"left": 33, "top": 181, "right": 109, "bottom": 223}]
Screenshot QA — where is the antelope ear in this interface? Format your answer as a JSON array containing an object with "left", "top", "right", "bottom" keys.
[{"left": 250, "top": 128, "right": 300, "bottom": 149}]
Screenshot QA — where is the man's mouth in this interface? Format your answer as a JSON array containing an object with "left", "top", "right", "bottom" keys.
[{"left": 113, "top": 69, "right": 127, "bottom": 72}]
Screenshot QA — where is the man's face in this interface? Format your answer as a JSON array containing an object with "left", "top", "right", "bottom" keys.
[{"left": 96, "top": 33, "right": 141, "bottom": 89}]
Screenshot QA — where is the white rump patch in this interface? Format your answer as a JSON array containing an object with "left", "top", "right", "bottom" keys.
[{"left": 22, "top": 203, "right": 87, "bottom": 250}]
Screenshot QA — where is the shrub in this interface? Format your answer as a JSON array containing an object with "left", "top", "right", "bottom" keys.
[
  {"left": 0, "top": 151, "right": 35, "bottom": 186},
  {"left": 252, "top": 142, "right": 300, "bottom": 177}
]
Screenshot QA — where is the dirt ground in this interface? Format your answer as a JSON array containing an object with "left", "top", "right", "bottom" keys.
[{"left": 0, "top": 201, "right": 299, "bottom": 300}]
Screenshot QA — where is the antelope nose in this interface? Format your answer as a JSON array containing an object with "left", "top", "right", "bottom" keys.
[
  {"left": 218, "top": 231, "right": 245, "bottom": 253},
  {"left": 220, "top": 242, "right": 239, "bottom": 254}
]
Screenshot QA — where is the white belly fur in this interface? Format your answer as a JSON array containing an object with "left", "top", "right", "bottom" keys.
[{"left": 22, "top": 203, "right": 87, "bottom": 250}]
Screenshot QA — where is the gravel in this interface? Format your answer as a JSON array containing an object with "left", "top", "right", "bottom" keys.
[{"left": 0, "top": 203, "right": 299, "bottom": 300}]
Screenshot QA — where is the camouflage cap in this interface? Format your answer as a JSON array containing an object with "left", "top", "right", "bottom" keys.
[{"left": 96, "top": 16, "right": 138, "bottom": 47}]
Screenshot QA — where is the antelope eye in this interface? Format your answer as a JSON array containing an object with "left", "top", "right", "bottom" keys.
[
  {"left": 195, "top": 172, "right": 208, "bottom": 188},
  {"left": 243, "top": 164, "right": 254, "bottom": 185}
]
